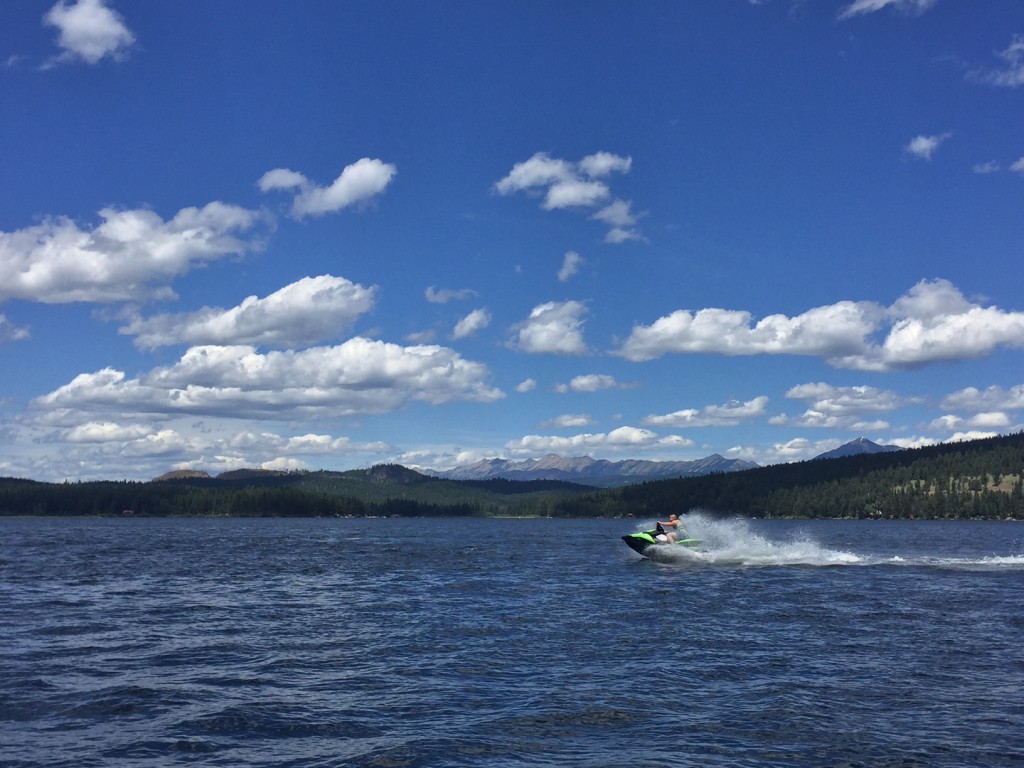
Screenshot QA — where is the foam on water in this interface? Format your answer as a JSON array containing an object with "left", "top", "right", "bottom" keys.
[
  {"left": 637, "top": 514, "right": 859, "bottom": 566},
  {"left": 636, "top": 513, "right": 1024, "bottom": 569}
]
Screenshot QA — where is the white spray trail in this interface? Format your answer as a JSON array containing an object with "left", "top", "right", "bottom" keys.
[
  {"left": 635, "top": 513, "right": 1024, "bottom": 570},
  {"left": 637, "top": 513, "right": 860, "bottom": 566}
]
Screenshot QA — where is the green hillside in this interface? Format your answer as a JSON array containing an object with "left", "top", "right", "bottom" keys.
[
  {"left": 0, "top": 465, "right": 594, "bottom": 518},
  {"left": 549, "top": 432, "right": 1024, "bottom": 520},
  {"left": 3, "top": 433, "right": 1023, "bottom": 519}
]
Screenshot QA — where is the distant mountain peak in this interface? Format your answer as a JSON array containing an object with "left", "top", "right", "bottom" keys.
[{"left": 814, "top": 437, "right": 901, "bottom": 461}]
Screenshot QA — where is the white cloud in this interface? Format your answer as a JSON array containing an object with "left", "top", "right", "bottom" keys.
[
  {"left": 494, "top": 151, "right": 643, "bottom": 243},
  {"left": 838, "top": 0, "right": 938, "bottom": 20},
  {"left": 258, "top": 158, "right": 396, "bottom": 218},
  {"left": 43, "top": 0, "right": 134, "bottom": 66},
  {"left": 905, "top": 132, "right": 952, "bottom": 161},
  {"left": 256, "top": 168, "right": 307, "bottom": 191},
  {"left": 616, "top": 299, "right": 878, "bottom": 363},
  {"left": 540, "top": 414, "right": 594, "bottom": 429},
  {"left": 644, "top": 396, "right": 769, "bottom": 428},
  {"left": 405, "top": 329, "right": 436, "bottom": 344},
  {"left": 972, "top": 161, "right": 1001, "bottom": 174},
  {"left": 425, "top": 286, "right": 476, "bottom": 304},
  {"left": 947, "top": 430, "right": 1001, "bottom": 443},
  {"left": 785, "top": 382, "right": 910, "bottom": 415},
  {"left": 63, "top": 421, "right": 152, "bottom": 443},
  {"left": 0, "top": 314, "right": 30, "bottom": 342},
  {"left": 578, "top": 152, "right": 632, "bottom": 177},
  {"left": 32, "top": 338, "right": 504, "bottom": 421},
  {"left": 121, "top": 275, "right": 377, "bottom": 350},
  {"left": 858, "top": 279, "right": 1024, "bottom": 371},
  {"left": 545, "top": 179, "right": 610, "bottom": 209},
  {"left": 592, "top": 200, "right": 645, "bottom": 244},
  {"left": 505, "top": 425, "right": 691, "bottom": 456},
  {"left": 509, "top": 300, "right": 589, "bottom": 355},
  {"left": 0, "top": 203, "right": 261, "bottom": 304},
  {"left": 34, "top": 420, "right": 395, "bottom": 480},
  {"left": 229, "top": 430, "right": 392, "bottom": 456},
  {"left": 516, "top": 378, "right": 537, "bottom": 393},
  {"left": 558, "top": 251, "right": 583, "bottom": 282},
  {"left": 555, "top": 374, "right": 633, "bottom": 393},
  {"left": 941, "top": 384, "right": 1024, "bottom": 413},
  {"left": 1011, "top": 157, "right": 1024, "bottom": 174},
  {"left": 616, "top": 279, "right": 1024, "bottom": 372},
  {"left": 964, "top": 412, "right": 1012, "bottom": 429},
  {"left": 970, "top": 34, "right": 1024, "bottom": 88},
  {"left": 771, "top": 381, "right": 908, "bottom": 427},
  {"left": 738, "top": 437, "right": 841, "bottom": 464},
  {"left": 452, "top": 307, "right": 492, "bottom": 340}
]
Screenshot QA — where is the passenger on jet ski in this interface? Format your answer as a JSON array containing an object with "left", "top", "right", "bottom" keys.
[{"left": 656, "top": 513, "right": 685, "bottom": 543}]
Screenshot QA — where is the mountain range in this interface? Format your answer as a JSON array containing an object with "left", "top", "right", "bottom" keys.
[
  {"left": 427, "top": 453, "right": 758, "bottom": 487},
  {"left": 150, "top": 439, "right": 895, "bottom": 489}
]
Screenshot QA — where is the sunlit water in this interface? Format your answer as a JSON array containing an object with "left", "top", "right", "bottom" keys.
[{"left": 3, "top": 515, "right": 1023, "bottom": 767}]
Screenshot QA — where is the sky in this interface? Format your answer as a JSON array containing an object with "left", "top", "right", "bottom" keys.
[{"left": 2, "top": 0, "right": 1024, "bottom": 482}]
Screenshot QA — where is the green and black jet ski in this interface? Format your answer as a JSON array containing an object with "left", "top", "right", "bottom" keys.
[{"left": 622, "top": 523, "right": 701, "bottom": 557}]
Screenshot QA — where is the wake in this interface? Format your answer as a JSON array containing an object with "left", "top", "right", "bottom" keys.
[{"left": 636, "top": 513, "right": 1024, "bottom": 570}]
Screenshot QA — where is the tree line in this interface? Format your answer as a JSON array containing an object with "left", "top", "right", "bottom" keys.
[
  {"left": 0, "top": 478, "right": 476, "bottom": 518},
  {"left": 548, "top": 432, "right": 1024, "bottom": 520},
  {"left": 2, "top": 432, "right": 1022, "bottom": 519}
]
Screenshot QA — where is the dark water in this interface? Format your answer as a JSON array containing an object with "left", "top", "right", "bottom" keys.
[{"left": 3, "top": 515, "right": 1024, "bottom": 767}]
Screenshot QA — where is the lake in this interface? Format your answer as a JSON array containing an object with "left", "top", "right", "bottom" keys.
[{"left": 2, "top": 515, "right": 1023, "bottom": 767}]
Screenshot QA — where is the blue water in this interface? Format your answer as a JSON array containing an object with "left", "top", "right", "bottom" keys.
[{"left": 2, "top": 515, "right": 1024, "bottom": 767}]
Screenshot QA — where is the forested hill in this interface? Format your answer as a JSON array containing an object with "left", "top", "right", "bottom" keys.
[
  {"left": 0, "top": 465, "right": 595, "bottom": 518},
  {"left": 2, "top": 433, "right": 1023, "bottom": 518},
  {"left": 549, "top": 432, "right": 1024, "bottom": 520}
]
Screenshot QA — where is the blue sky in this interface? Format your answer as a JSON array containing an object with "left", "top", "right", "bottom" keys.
[{"left": 2, "top": 0, "right": 1024, "bottom": 482}]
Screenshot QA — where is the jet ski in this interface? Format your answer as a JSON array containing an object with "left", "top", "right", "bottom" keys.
[{"left": 622, "top": 523, "right": 702, "bottom": 558}]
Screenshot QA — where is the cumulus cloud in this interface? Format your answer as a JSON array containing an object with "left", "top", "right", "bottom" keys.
[
  {"left": 43, "top": 0, "right": 135, "bottom": 66},
  {"left": 494, "top": 151, "right": 644, "bottom": 243},
  {"left": 516, "top": 378, "right": 537, "bottom": 393},
  {"left": 0, "top": 203, "right": 261, "bottom": 304},
  {"left": 505, "top": 425, "right": 692, "bottom": 456},
  {"left": 258, "top": 158, "right": 396, "bottom": 218},
  {"left": 592, "top": 200, "right": 646, "bottom": 244},
  {"left": 227, "top": 430, "right": 391, "bottom": 456},
  {"left": 0, "top": 314, "right": 30, "bottom": 343},
  {"left": 1011, "top": 158, "right": 1024, "bottom": 174},
  {"left": 616, "top": 299, "right": 878, "bottom": 363},
  {"left": 558, "top": 251, "right": 583, "bottom": 282},
  {"left": 509, "top": 300, "right": 589, "bottom": 355},
  {"left": 42, "top": 420, "right": 393, "bottom": 479},
  {"left": 644, "top": 396, "right": 769, "bottom": 428},
  {"left": 426, "top": 286, "right": 476, "bottom": 304},
  {"left": 941, "top": 384, "right": 1024, "bottom": 413},
  {"left": 838, "top": 0, "right": 938, "bottom": 20},
  {"left": 616, "top": 279, "right": 1024, "bottom": 372},
  {"left": 452, "top": 308, "right": 491, "bottom": 340},
  {"left": 539, "top": 414, "right": 594, "bottom": 429},
  {"left": 120, "top": 275, "right": 377, "bottom": 350},
  {"left": 905, "top": 132, "right": 952, "bottom": 161},
  {"left": 62, "top": 421, "right": 152, "bottom": 443},
  {"left": 770, "top": 383, "right": 911, "bottom": 428},
  {"left": 857, "top": 280, "right": 1024, "bottom": 371},
  {"left": 970, "top": 34, "right": 1024, "bottom": 88},
  {"left": 32, "top": 338, "right": 504, "bottom": 421},
  {"left": 554, "top": 374, "right": 634, "bottom": 394}
]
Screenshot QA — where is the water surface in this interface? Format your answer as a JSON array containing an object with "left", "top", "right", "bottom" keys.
[{"left": 3, "top": 515, "right": 1023, "bottom": 767}]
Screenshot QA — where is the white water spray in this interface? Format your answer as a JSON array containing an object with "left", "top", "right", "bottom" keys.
[
  {"left": 682, "top": 513, "right": 860, "bottom": 566},
  {"left": 633, "top": 513, "right": 1024, "bottom": 569}
]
